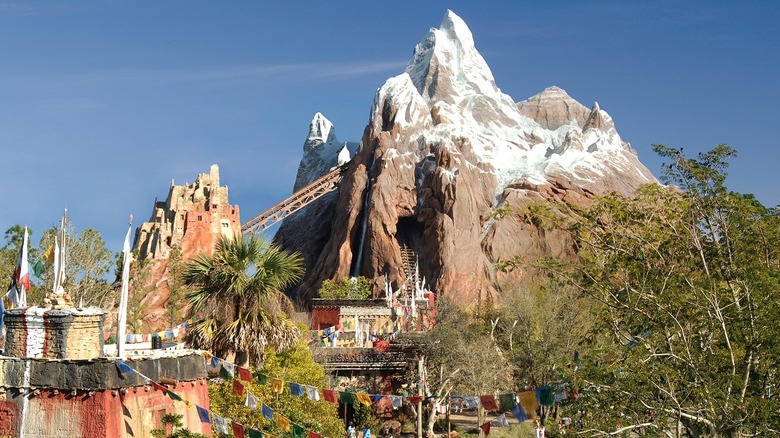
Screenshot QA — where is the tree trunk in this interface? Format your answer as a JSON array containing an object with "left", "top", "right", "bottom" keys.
[{"left": 235, "top": 350, "right": 250, "bottom": 368}]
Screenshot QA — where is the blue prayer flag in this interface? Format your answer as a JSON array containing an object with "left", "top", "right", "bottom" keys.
[
  {"left": 510, "top": 403, "right": 527, "bottom": 422},
  {"left": 289, "top": 382, "right": 304, "bottom": 397},
  {"left": 116, "top": 360, "right": 134, "bottom": 375},
  {"left": 210, "top": 356, "right": 219, "bottom": 368},
  {"left": 261, "top": 403, "right": 273, "bottom": 420},
  {"left": 196, "top": 405, "right": 211, "bottom": 424}
]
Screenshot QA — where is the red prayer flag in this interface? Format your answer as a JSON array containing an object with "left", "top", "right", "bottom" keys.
[
  {"left": 150, "top": 381, "right": 166, "bottom": 393},
  {"left": 322, "top": 388, "right": 338, "bottom": 404},
  {"left": 480, "top": 421, "right": 491, "bottom": 436},
  {"left": 308, "top": 431, "right": 322, "bottom": 438},
  {"left": 233, "top": 379, "right": 245, "bottom": 397},
  {"left": 407, "top": 396, "right": 423, "bottom": 404},
  {"left": 232, "top": 421, "right": 246, "bottom": 438},
  {"left": 480, "top": 395, "right": 499, "bottom": 411},
  {"left": 238, "top": 366, "right": 252, "bottom": 382}
]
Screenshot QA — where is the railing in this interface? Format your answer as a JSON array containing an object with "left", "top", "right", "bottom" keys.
[{"left": 241, "top": 163, "right": 349, "bottom": 234}]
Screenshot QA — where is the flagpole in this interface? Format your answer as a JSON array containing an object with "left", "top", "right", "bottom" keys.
[{"left": 117, "top": 215, "right": 133, "bottom": 358}]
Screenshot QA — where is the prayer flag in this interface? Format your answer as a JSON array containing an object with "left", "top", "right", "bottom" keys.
[
  {"left": 151, "top": 381, "right": 166, "bottom": 393},
  {"left": 518, "top": 391, "right": 538, "bottom": 418},
  {"left": 246, "top": 391, "right": 259, "bottom": 411},
  {"left": 210, "top": 356, "right": 220, "bottom": 369},
  {"left": 479, "top": 395, "right": 499, "bottom": 411},
  {"left": 255, "top": 371, "right": 268, "bottom": 385},
  {"left": 232, "top": 421, "right": 246, "bottom": 438},
  {"left": 262, "top": 403, "right": 273, "bottom": 420},
  {"left": 238, "top": 366, "right": 252, "bottom": 382},
  {"left": 271, "top": 378, "right": 284, "bottom": 394},
  {"left": 289, "top": 382, "right": 304, "bottom": 397},
  {"left": 165, "top": 389, "right": 182, "bottom": 402},
  {"left": 7, "top": 227, "right": 30, "bottom": 308},
  {"left": 196, "top": 405, "right": 211, "bottom": 424},
  {"left": 248, "top": 428, "right": 264, "bottom": 438},
  {"left": 407, "top": 396, "right": 423, "bottom": 404},
  {"left": 538, "top": 386, "right": 555, "bottom": 406},
  {"left": 479, "top": 421, "right": 491, "bottom": 436},
  {"left": 233, "top": 379, "right": 245, "bottom": 397},
  {"left": 339, "top": 391, "right": 356, "bottom": 405},
  {"left": 308, "top": 431, "right": 322, "bottom": 438},
  {"left": 212, "top": 413, "right": 229, "bottom": 434},
  {"left": 463, "top": 396, "right": 480, "bottom": 409},
  {"left": 222, "top": 362, "right": 235, "bottom": 378},
  {"left": 322, "top": 389, "right": 338, "bottom": 404},
  {"left": 356, "top": 393, "right": 372, "bottom": 406},
  {"left": 304, "top": 385, "right": 320, "bottom": 401},
  {"left": 275, "top": 413, "right": 290, "bottom": 432},
  {"left": 292, "top": 423, "right": 305, "bottom": 438},
  {"left": 498, "top": 393, "right": 516, "bottom": 412},
  {"left": 116, "top": 360, "right": 134, "bottom": 375},
  {"left": 390, "top": 396, "right": 403, "bottom": 408},
  {"left": 510, "top": 403, "right": 527, "bottom": 422}
]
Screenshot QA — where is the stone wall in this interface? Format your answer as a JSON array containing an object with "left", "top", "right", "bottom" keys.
[
  {"left": 0, "top": 351, "right": 210, "bottom": 437},
  {"left": 3, "top": 308, "right": 104, "bottom": 360}
]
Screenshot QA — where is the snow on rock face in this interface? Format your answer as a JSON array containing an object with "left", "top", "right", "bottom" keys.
[
  {"left": 278, "top": 10, "right": 658, "bottom": 304},
  {"left": 293, "top": 112, "right": 358, "bottom": 192}
]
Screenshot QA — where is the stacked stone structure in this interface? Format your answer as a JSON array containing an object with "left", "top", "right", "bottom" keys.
[
  {"left": 134, "top": 164, "right": 240, "bottom": 260},
  {"left": 0, "top": 297, "right": 210, "bottom": 436}
]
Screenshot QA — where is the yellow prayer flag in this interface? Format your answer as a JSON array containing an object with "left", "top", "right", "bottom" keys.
[
  {"left": 271, "top": 378, "right": 284, "bottom": 394},
  {"left": 356, "top": 392, "right": 372, "bottom": 406},
  {"left": 44, "top": 244, "right": 55, "bottom": 263},
  {"left": 518, "top": 391, "right": 538, "bottom": 418},
  {"left": 275, "top": 412, "right": 290, "bottom": 431}
]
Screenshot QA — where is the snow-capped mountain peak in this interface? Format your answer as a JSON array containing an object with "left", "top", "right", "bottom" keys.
[
  {"left": 293, "top": 113, "right": 358, "bottom": 192},
  {"left": 368, "top": 10, "right": 655, "bottom": 195}
]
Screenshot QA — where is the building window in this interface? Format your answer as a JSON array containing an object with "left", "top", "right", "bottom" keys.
[{"left": 197, "top": 215, "right": 202, "bottom": 221}]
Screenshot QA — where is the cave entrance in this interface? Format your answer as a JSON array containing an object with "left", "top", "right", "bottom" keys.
[{"left": 395, "top": 217, "right": 424, "bottom": 282}]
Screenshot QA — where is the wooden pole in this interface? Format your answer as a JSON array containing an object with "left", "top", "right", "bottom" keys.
[{"left": 417, "top": 357, "right": 424, "bottom": 437}]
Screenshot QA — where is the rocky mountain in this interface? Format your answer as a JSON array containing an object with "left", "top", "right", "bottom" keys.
[{"left": 275, "top": 10, "right": 657, "bottom": 304}]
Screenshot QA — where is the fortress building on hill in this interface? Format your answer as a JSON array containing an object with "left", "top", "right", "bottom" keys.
[{"left": 134, "top": 164, "right": 240, "bottom": 261}]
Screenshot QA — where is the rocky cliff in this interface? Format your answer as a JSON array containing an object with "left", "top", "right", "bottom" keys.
[{"left": 275, "top": 10, "right": 657, "bottom": 304}]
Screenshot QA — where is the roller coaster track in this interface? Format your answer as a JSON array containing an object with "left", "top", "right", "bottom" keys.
[{"left": 241, "top": 163, "right": 349, "bottom": 234}]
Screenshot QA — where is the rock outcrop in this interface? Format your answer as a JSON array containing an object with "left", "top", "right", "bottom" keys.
[{"left": 276, "top": 10, "right": 657, "bottom": 304}]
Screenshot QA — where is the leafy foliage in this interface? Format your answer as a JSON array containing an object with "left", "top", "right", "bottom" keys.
[
  {"left": 318, "top": 276, "right": 372, "bottom": 300},
  {"left": 208, "top": 340, "right": 344, "bottom": 438},
  {"left": 150, "top": 413, "right": 208, "bottom": 438},
  {"left": 184, "top": 233, "right": 304, "bottom": 367},
  {"left": 555, "top": 145, "right": 780, "bottom": 436}
]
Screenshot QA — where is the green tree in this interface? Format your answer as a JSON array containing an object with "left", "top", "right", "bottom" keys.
[
  {"left": 318, "top": 276, "right": 372, "bottom": 299},
  {"left": 208, "top": 339, "right": 344, "bottom": 438},
  {"left": 150, "top": 413, "right": 208, "bottom": 438},
  {"left": 165, "top": 244, "right": 185, "bottom": 326},
  {"left": 555, "top": 145, "right": 780, "bottom": 436},
  {"left": 184, "top": 234, "right": 304, "bottom": 367},
  {"left": 414, "top": 297, "right": 514, "bottom": 436}
]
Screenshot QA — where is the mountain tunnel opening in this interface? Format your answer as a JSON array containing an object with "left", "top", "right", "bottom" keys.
[{"left": 395, "top": 217, "right": 424, "bottom": 283}]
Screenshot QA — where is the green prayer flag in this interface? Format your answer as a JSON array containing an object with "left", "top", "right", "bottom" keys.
[
  {"left": 540, "top": 387, "right": 555, "bottom": 406},
  {"left": 247, "top": 428, "right": 263, "bottom": 438},
  {"left": 292, "top": 423, "right": 305, "bottom": 438},
  {"left": 33, "top": 260, "right": 44, "bottom": 277},
  {"left": 165, "top": 389, "right": 183, "bottom": 402},
  {"left": 339, "top": 391, "right": 356, "bottom": 405},
  {"left": 498, "top": 393, "right": 516, "bottom": 411},
  {"left": 219, "top": 365, "right": 232, "bottom": 380},
  {"left": 254, "top": 371, "right": 268, "bottom": 385}
]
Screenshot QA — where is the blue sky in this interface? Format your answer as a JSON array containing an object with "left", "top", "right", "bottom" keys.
[{"left": 1, "top": 1, "right": 778, "bottom": 254}]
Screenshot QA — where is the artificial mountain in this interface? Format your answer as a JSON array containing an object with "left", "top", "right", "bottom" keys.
[{"left": 274, "top": 10, "right": 657, "bottom": 304}]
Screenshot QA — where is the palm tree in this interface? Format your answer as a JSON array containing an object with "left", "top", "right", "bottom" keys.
[{"left": 183, "top": 233, "right": 304, "bottom": 367}]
